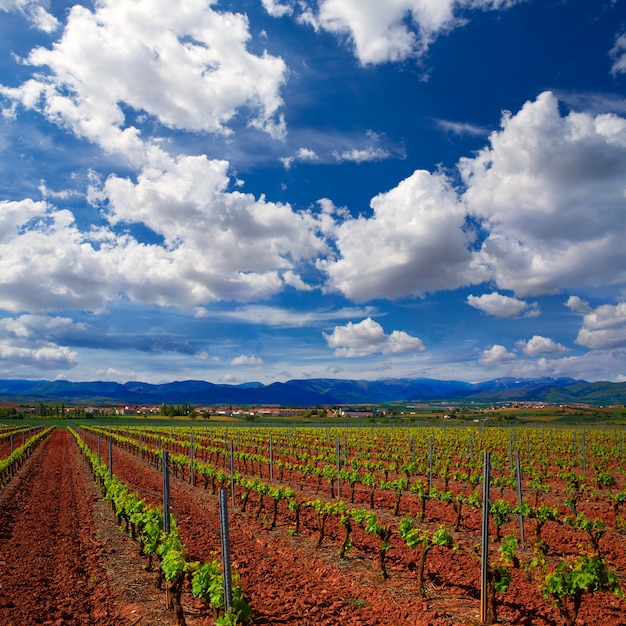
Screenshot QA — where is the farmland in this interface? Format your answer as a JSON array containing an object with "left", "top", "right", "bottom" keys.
[{"left": 0, "top": 422, "right": 625, "bottom": 625}]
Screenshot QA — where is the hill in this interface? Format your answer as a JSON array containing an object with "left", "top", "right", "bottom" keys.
[{"left": 0, "top": 376, "right": 624, "bottom": 406}]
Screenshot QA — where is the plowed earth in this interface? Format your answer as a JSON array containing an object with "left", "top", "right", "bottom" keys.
[
  {"left": 1, "top": 429, "right": 625, "bottom": 625},
  {"left": 0, "top": 429, "right": 176, "bottom": 625}
]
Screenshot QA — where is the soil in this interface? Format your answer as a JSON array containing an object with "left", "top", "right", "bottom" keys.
[
  {"left": 0, "top": 429, "right": 176, "bottom": 625},
  {"left": 1, "top": 428, "right": 625, "bottom": 626}
]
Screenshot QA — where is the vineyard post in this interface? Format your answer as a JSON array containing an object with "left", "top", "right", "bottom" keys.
[
  {"left": 480, "top": 451, "right": 491, "bottom": 624},
  {"left": 89, "top": 431, "right": 92, "bottom": 452},
  {"left": 336, "top": 437, "right": 341, "bottom": 497},
  {"left": 428, "top": 436, "right": 433, "bottom": 491},
  {"left": 219, "top": 488, "right": 233, "bottom": 613},
  {"left": 229, "top": 440, "right": 235, "bottom": 505},
  {"left": 508, "top": 436, "right": 513, "bottom": 473},
  {"left": 97, "top": 434, "right": 101, "bottom": 463},
  {"left": 269, "top": 435, "right": 273, "bottom": 481},
  {"left": 581, "top": 430, "right": 587, "bottom": 474},
  {"left": 515, "top": 452, "right": 525, "bottom": 548},
  {"left": 189, "top": 427, "right": 194, "bottom": 486},
  {"left": 469, "top": 435, "right": 473, "bottom": 461},
  {"left": 108, "top": 439, "right": 113, "bottom": 481},
  {"left": 163, "top": 450, "right": 171, "bottom": 534}
]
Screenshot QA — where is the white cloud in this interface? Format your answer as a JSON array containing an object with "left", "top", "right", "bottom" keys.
[
  {"left": 290, "top": 0, "right": 522, "bottom": 65},
  {"left": 280, "top": 147, "right": 319, "bottom": 169},
  {"left": 0, "top": 314, "right": 85, "bottom": 340},
  {"left": 205, "top": 304, "right": 377, "bottom": 327},
  {"left": 436, "top": 119, "right": 490, "bottom": 137},
  {"left": 297, "top": 147, "right": 319, "bottom": 160},
  {"left": 320, "top": 169, "right": 486, "bottom": 301},
  {"left": 1, "top": 0, "right": 287, "bottom": 162},
  {"left": 467, "top": 292, "right": 539, "bottom": 318},
  {"left": 610, "top": 33, "right": 626, "bottom": 76},
  {"left": 461, "top": 91, "right": 626, "bottom": 297},
  {"left": 102, "top": 152, "right": 328, "bottom": 304},
  {"left": 282, "top": 270, "right": 315, "bottom": 291},
  {"left": 0, "top": 0, "right": 59, "bottom": 32},
  {"left": 0, "top": 314, "right": 79, "bottom": 370},
  {"left": 573, "top": 301, "right": 626, "bottom": 349},
  {"left": 479, "top": 344, "right": 516, "bottom": 365},
  {"left": 0, "top": 342, "right": 77, "bottom": 369},
  {"left": 0, "top": 155, "right": 330, "bottom": 313},
  {"left": 565, "top": 295, "right": 592, "bottom": 315},
  {"left": 0, "top": 200, "right": 116, "bottom": 312},
  {"left": 261, "top": 0, "right": 294, "bottom": 18},
  {"left": 323, "top": 317, "right": 425, "bottom": 358},
  {"left": 515, "top": 335, "right": 568, "bottom": 357},
  {"left": 332, "top": 146, "right": 391, "bottom": 163},
  {"left": 230, "top": 354, "right": 264, "bottom": 366}
]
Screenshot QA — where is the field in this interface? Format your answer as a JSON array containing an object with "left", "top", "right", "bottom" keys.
[{"left": 0, "top": 422, "right": 625, "bottom": 625}]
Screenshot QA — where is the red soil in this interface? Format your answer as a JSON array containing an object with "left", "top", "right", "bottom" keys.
[{"left": 0, "top": 429, "right": 175, "bottom": 625}]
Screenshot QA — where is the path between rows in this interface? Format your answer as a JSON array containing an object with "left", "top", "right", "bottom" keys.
[{"left": 0, "top": 428, "right": 176, "bottom": 626}]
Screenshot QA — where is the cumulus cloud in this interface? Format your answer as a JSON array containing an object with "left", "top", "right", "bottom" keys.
[
  {"left": 102, "top": 152, "right": 328, "bottom": 304},
  {"left": 0, "top": 157, "right": 330, "bottom": 313},
  {"left": 320, "top": 91, "right": 626, "bottom": 304},
  {"left": 282, "top": 270, "right": 315, "bottom": 291},
  {"left": 0, "top": 314, "right": 85, "bottom": 341},
  {"left": 281, "top": 147, "right": 319, "bottom": 169},
  {"left": 0, "top": 314, "right": 79, "bottom": 370},
  {"left": 261, "top": 0, "right": 294, "bottom": 18},
  {"left": 0, "top": 0, "right": 59, "bottom": 32},
  {"left": 515, "top": 335, "right": 569, "bottom": 357},
  {"left": 461, "top": 91, "right": 626, "bottom": 297},
  {"left": 320, "top": 169, "right": 485, "bottom": 301},
  {"left": 0, "top": 200, "right": 117, "bottom": 312},
  {"left": 323, "top": 317, "right": 425, "bottom": 358},
  {"left": 566, "top": 295, "right": 592, "bottom": 315},
  {"left": 289, "top": 0, "right": 523, "bottom": 65},
  {"left": 0, "top": 342, "right": 77, "bottom": 369},
  {"left": 230, "top": 354, "right": 264, "bottom": 366},
  {"left": 573, "top": 301, "right": 626, "bottom": 349},
  {"left": 479, "top": 344, "right": 516, "bottom": 365},
  {"left": 0, "top": 0, "right": 287, "bottom": 161},
  {"left": 467, "top": 292, "right": 540, "bottom": 318}
]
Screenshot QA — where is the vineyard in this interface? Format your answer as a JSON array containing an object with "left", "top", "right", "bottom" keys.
[{"left": 1, "top": 422, "right": 625, "bottom": 625}]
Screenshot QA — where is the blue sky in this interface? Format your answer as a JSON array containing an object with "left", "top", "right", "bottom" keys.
[{"left": 1, "top": 0, "right": 626, "bottom": 386}]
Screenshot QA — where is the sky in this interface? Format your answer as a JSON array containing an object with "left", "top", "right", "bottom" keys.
[{"left": 0, "top": 0, "right": 626, "bottom": 386}]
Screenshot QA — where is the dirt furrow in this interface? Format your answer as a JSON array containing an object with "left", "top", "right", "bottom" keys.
[{"left": 0, "top": 429, "right": 176, "bottom": 625}]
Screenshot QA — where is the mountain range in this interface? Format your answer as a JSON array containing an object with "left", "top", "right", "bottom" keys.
[{"left": 0, "top": 377, "right": 624, "bottom": 406}]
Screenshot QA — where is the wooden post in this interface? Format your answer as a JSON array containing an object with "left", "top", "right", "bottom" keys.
[{"left": 163, "top": 450, "right": 171, "bottom": 534}]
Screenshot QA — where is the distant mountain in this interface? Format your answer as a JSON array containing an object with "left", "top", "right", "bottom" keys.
[{"left": 0, "top": 376, "right": 624, "bottom": 406}]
